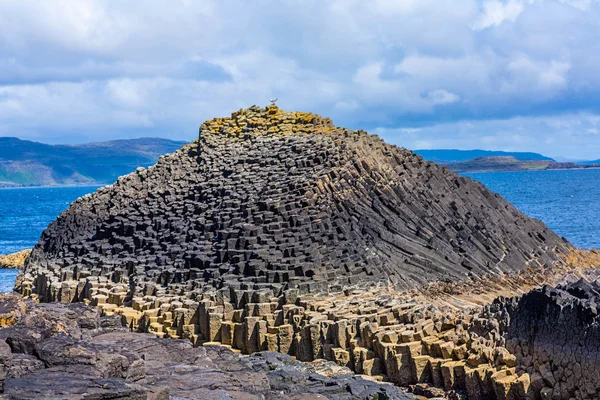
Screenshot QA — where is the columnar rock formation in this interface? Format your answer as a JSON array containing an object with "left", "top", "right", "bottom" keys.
[
  {"left": 13, "top": 105, "right": 585, "bottom": 399},
  {"left": 83, "top": 262, "right": 598, "bottom": 400},
  {"left": 479, "top": 278, "right": 600, "bottom": 399},
  {"left": 0, "top": 293, "right": 413, "bottom": 399},
  {"left": 18, "top": 105, "right": 566, "bottom": 302}
]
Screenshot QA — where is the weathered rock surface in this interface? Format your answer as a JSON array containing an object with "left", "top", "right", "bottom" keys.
[
  {"left": 472, "top": 278, "right": 600, "bottom": 400},
  {"left": 17, "top": 105, "right": 566, "bottom": 302},
  {"left": 0, "top": 250, "right": 30, "bottom": 270},
  {"left": 11, "top": 105, "right": 592, "bottom": 400},
  {"left": 0, "top": 292, "right": 413, "bottom": 399}
]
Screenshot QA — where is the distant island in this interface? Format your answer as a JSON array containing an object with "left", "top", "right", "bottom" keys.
[
  {"left": 414, "top": 149, "right": 600, "bottom": 173},
  {"left": 580, "top": 158, "right": 600, "bottom": 165},
  {"left": 0, "top": 137, "right": 187, "bottom": 187},
  {"left": 414, "top": 149, "right": 554, "bottom": 164}
]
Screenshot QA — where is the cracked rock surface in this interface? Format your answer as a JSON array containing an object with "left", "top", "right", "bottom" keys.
[
  {"left": 0, "top": 293, "right": 413, "bottom": 400},
  {"left": 473, "top": 278, "right": 600, "bottom": 400}
]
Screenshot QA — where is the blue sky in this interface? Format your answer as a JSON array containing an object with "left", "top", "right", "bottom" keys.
[{"left": 1, "top": 0, "right": 600, "bottom": 159}]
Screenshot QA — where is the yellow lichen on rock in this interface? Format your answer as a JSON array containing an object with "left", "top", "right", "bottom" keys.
[
  {"left": 199, "top": 105, "right": 336, "bottom": 138},
  {"left": 0, "top": 293, "right": 27, "bottom": 327},
  {"left": 0, "top": 249, "right": 31, "bottom": 270}
]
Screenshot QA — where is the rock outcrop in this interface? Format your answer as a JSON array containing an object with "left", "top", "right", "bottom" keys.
[
  {"left": 12, "top": 105, "right": 587, "bottom": 400},
  {"left": 0, "top": 250, "right": 30, "bottom": 270},
  {"left": 18, "top": 105, "right": 566, "bottom": 302},
  {"left": 0, "top": 292, "right": 413, "bottom": 399},
  {"left": 475, "top": 278, "right": 600, "bottom": 400}
]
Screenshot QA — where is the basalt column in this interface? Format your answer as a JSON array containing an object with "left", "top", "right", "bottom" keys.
[{"left": 17, "top": 105, "right": 568, "bottom": 302}]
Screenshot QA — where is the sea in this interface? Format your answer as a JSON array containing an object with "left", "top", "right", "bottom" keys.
[
  {"left": 0, "top": 169, "right": 598, "bottom": 292},
  {"left": 465, "top": 169, "right": 600, "bottom": 250},
  {"left": 0, "top": 185, "right": 101, "bottom": 291}
]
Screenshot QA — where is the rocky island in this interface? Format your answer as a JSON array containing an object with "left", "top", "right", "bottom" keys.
[
  {"left": 4, "top": 105, "right": 600, "bottom": 399},
  {"left": 442, "top": 156, "right": 600, "bottom": 173}
]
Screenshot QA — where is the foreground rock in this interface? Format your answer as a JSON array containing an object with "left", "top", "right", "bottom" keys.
[
  {"left": 0, "top": 250, "right": 30, "bottom": 270},
  {"left": 477, "top": 278, "right": 600, "bottom": 400},
  {"left": 19, "top": 105, "right": 566, "bottom": 302},
  {"left": 0, "top": 293, "right": 413, "bottom": 399}
]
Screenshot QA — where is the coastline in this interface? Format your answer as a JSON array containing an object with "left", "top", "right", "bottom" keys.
[
  {"left": 458, "top": 166, "right": 600, "bottom": 174},
  {"left": 0, "top": 250, "right": 30, "bottom": 269}
]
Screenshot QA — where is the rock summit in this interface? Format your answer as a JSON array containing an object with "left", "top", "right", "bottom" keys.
[{"left": 18, "top": 105, "right": 567, "bottom": 302}]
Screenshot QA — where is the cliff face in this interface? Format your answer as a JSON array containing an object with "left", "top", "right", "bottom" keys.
[
  {"left": 469, "top": 277, "right": 600, "bottom": 400},
  {"left": 18, "top": 105, "right": 567, "bottom": 301},
  {"left": 504, "top": 282, "right": 600, "bottom": 399}
]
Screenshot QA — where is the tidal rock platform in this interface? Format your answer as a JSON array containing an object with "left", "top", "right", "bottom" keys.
[{"left": 0, "top": 250, "right": 30, "bottom": 270}]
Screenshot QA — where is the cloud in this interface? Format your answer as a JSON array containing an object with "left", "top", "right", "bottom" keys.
[
  {"left": 559, "top": 0, "right": 597, "bottom": 11},
  {"left": 334, "top": 100, "right": 359, "bottom": 111},
  {"left": 471, "top": 0, "right": 525, "bottom": 31},
  {"left": 376, "top": 112, "right": 600, "bottom": 159},
  {"left": 506, "top": 56, "right": 571, "bottom": 91},
  {"left": 426, "top": 90, "right": 460, "bottom": 105},
  {"left": 0, "top": 0, "right": 598, "bottom": 159}
]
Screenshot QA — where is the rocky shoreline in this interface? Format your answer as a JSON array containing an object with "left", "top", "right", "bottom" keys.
[
  {"left": 0, "top": 250, "right": 30, "bottom": 270},
  {"left": 8, "top": 106, "right": 600, "bottom": 399},
  {"left": 5, "top": 259, "right": 600, "bottom": 399},
  {"left": 0, "top": 292, "right": 414, "bottom": 399}
]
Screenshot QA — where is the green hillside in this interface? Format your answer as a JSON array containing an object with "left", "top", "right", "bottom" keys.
[
  {"left": 445, "top": 156, "right": 600, "bottom": 173},
  {"left": 0, "top": 137, "right": 187, "bottom": 187}
]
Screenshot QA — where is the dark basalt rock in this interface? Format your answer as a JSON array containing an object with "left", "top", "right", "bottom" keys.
[
  {"left": 473, "top": 278, "right": 600, "bottom": 399},
  {"left": 0, "top": 293, "right": 414, "bottom": 399},
  {"left": 17, "top": 105, "right": 567, "bottom": 301}
]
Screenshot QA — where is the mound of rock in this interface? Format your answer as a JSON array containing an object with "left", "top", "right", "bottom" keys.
[
  {"left": 0, "top": 292, "right": 413, "bottom": 399},
  {"left": 470, "top": 278, "right": 600, "bottom": 399},
  {"left": 17, "top": 105, "right": 567, "bottom": 303},
  {"left": 0, "top": 250, "right": 30, "bottom": 270}
]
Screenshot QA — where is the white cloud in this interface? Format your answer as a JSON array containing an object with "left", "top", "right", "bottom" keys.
[
  {"left": 559, "top": 0, "right": 597, "bottom": 11},
  {"left": 505, "top": 56, "right": 571, "bottom": 94},
  {"left": 0, "top": 0, "right": 598, "bottom": 158},
  {"left": 426, "top": 89, "right": 460, "bottom": 105},
  {"left": 377, "top": 112, "right": 600, "bottom": 159},
  {"left": 334, "top": 100, "right": 359, "bottom": 111},
  {"left": 472, "top": 0, "right": 525, "bottom": 31},
  {"left": 105, "top": 79, "right": 143, "bottom": 108}
]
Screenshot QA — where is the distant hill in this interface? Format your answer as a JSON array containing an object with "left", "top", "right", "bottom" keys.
[
  {"left": 444, "top": 156, "right": 600, "bottom": 173},
  {"left": 0, "top": 137, "right": 187, "bottom": 187},
  {"left": 448, "top": 156, "right": 551, "bottom": 173},
  {"left": 414, "top": 149, "right": 555, "bottom": 164}
]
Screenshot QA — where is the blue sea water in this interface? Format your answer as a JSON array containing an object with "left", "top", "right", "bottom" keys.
[
  {"left": 464, "top": 169, "right": 600, "bottom": 250},
  {"left": 0, "top": 270, "right": 19, "bottom": 292},
  {"left": 0, "top": 169, "right": 598, "bottom": 292},
  {"left": 0, "top": 185, "right": 100, "bottom": 292}
]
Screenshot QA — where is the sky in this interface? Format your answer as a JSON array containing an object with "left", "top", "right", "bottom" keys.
[{"left": 1, "top": 0, "right": 600, "bottom": 159}]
